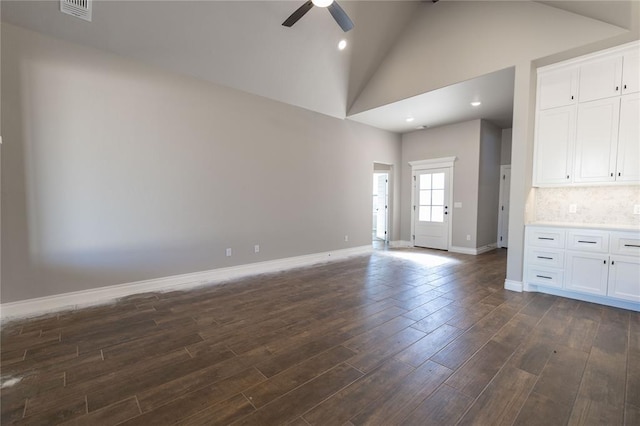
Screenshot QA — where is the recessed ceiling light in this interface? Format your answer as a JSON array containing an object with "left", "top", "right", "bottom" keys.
[
  {"left": 406, "top": 117, "right": 415, "bottom": 122},
  {"left": 312, "top": 0, "right": 334, "bottom": 7},
  {"left": 470, "top": 101, "right": 482, "bottom": 107},
  {"left": 338, "top": 39, "right": 347, "bottom": 50}
]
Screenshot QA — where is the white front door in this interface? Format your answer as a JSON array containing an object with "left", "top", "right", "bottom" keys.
[{"left": 413, "top": 168, "right": 450, "bottom": 250}]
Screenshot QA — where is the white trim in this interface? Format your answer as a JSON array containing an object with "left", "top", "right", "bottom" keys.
[
  {"left": 449, "top": 243, "right": 497, "bottom": 256},
  {"left": 0, "top": 245, "right": 373, "bottom": 320},
  {"left": 538, "top": 40, "right": 639, "bottom": 74},
  {"left": 408, "top": 156, "right": 456, "bottom": 171},
  {"left": 525, "top": 283, "right": 639, "bottom": 312},
  {"left": 389, "top": 240, "right": 413, "bottom": 248},
  {"left": 504, "top": 279, "right": 524, "bottom": 292}
]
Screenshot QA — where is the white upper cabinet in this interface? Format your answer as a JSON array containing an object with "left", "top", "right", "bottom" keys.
[
  {"left": 622, "top": 49, "right": 640, "bottom": 94},
  {"left": 534, "top": 41, "right": 640, "bottom": 187},
  {"left": 616, "top": 93, "right": 640, "bottom": 182},
  {"left": 538, "top": 68, "right": 578, "bottom": 110},
  {"left": 574, "top": 97, "right": 620, "bottom": 183},
  {"left": 534, "top": 106, "right": 575, "bottom": 184},
  {"left": 579, "top": 55, "right": 623, "bottom": 102}
]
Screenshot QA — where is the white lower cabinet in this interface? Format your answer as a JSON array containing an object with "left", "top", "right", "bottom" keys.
[
  {"left": 608, "top": 255, "right": 640, "bottom": 302},
  {"left": 565, "top": 252, "right": 609, "bottom": 296},
  {"left": 524, "top": 226, "right": 640, "bottom": 307}
]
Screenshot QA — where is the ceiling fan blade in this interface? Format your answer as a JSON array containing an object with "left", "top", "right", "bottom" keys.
[
  {"left": 327, "top": 1, "right": 354, "bottom": 32},
  {"left": 282, "top": 0, "right": 314, "bottom": 27}
]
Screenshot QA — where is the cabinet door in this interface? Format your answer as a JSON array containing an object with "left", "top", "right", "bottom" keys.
[
  {"left": 534, "top": 106, "right": 575, "bottom": 185},
  {"left": 574, "top": 98, "right": 620, "bottom": 183},
  {"left": 579, "top": 55, "right": 623, "bottom": 102},
  {"left": 538, "top": 68, "right": 578, "bottom": 110},
  {"left": 622, "top": 50, "right": 640, "bottom": 94},
  {"left": 565, "top": 252, "right": 609, "bottom": 296},
  {"left": 616, "top": 93, "right": 640, "bottom": 182},
  {"left": 608, "top": 255, "right": 640, "bottom": 302}
]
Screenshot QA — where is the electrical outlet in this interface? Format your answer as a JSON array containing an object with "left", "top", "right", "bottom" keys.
[
  {"left": 466, "top": 235, "right": 471, "bottom": 241},
  {"left": 225, "top": 248, "right": 232, "bottom": 257},
  {"left": 634, "top": 205, "right": 640, "bottom": 215},
  {"left": 569, "top": 204, "right": 577, "bottom": 213},
  {"left": 344, "top": 235, "right": 349, "bottom": 242},
  {"left": 254, "top": 244, "right": 260, "bottom": 253}
]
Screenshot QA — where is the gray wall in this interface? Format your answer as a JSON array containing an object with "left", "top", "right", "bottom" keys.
[
  {"left": 477, "top": 121, "right": 502, "bottom": 248},
  {"left": 501, "top": 128, "right": 512, "bottom": 166},
  {"left": 401, "top": 120, "right": 481, "bottom": 249},
  {"left": 1, "top": 24, "right": 402, "bottom": 303}
]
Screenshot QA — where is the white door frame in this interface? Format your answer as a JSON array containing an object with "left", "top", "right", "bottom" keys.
[
  {"left": 497, "top": 165, "right": 511, "bottom": 248},
  {"left": 409, "top": 157, "right": 456, "bottom": 250}
]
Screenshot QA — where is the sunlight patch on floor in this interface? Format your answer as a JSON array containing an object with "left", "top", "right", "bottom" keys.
[{"left": 382, "top": 250, "right": 461, "bottom": 267}]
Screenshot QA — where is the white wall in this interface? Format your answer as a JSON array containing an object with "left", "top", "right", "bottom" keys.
[
  {"left": 1, "top": 24, "right": 402, "bottom": 303},
  {"left": 401, "top": 120, "right": 481, "bottom": 248}
]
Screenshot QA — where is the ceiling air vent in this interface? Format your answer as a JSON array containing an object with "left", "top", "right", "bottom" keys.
[{"left": 60, "top": 0, "right": 92, "bottom": 22}]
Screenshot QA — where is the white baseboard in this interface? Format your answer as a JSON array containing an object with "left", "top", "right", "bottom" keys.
[
  {"left": 389, "top": 240, "right": 413, "bottom": 248},
  {"left": 0, "top": 245, "right": 373, "bottom": 321},
  {"left": 504, "top": 279, "right": 524, "bottom": 292},
  {"left": 449, "top": 243, "right": 497, "bottom": 256},
  {"left": 526, "top": 284, "right": 640, "bottom": 312}
]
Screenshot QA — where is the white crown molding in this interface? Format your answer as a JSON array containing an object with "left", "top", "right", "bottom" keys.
[{"left": 0, "top": 245, "right": 373, "bottom": 321}]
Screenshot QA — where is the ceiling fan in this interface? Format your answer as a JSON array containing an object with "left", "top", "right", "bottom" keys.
[{"left": 282, "top": 0, "right": 354, "bottom": 32}]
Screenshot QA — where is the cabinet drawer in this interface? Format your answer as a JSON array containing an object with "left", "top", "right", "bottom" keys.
[
  {"left": 610, "top": 231, "right": 640, "bottom": 256},
  {"left": 528, "top": 229, "right": 566, "bottom": 248},
  {"left": 527, "top": 267, "right": 564, "bottom": 289},
  {"left": 567, "top": 230, "right": 609, "bottom": 253},
  {"left": 528, "top": 248, "right": 565, "bottom": 268}
]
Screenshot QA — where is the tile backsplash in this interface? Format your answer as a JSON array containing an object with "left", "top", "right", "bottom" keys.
[{"left": 534, "top": 186, "right": 640, "bottom": 226}]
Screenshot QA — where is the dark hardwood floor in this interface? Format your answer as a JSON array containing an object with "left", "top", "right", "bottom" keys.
[{"left": 1, "top": 248, "right": 638, "bottom": 425}]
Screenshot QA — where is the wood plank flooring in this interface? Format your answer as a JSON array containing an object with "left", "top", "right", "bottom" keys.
[{"left": 1, "top": 248, "right": 638, "bottom": 425}]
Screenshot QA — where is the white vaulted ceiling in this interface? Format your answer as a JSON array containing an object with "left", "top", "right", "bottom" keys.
[{"left": 1, "top": 1, "right": 637, "bottom": 133}]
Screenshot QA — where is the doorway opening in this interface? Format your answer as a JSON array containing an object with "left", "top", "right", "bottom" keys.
[
  {"left": 497, "top": 165, "right": 511, "bottom": 248},
  {"left": 373, "top": 163, "right": 391, "bottom": 248}
]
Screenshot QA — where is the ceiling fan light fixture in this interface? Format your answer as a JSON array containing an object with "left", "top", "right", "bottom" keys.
[{"left": 312, "top": 0, "right": 334, "bottom": 7}]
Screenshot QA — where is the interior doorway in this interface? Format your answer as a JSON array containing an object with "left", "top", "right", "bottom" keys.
[
  {"left": 497, "top": 165, "right": 511, "bottom": 248},
  {"left": 372, "top": 172, "right": 389, "bottom": 244}
]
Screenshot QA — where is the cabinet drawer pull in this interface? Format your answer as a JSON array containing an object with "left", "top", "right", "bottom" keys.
[
  {"left": 624, "top": 244, "right": 640, "bottom": 248},
  {"left": 577, "top": 240, "right": 597, "bottom": 244},
  {"left": 538, "top": 237, "right": 555, "bottom": 241},
  {"left": 537, "top": 256, "right": 554, "bottom": 260},
  {"left": 536, "top": 275, "right": 552, "bottom": 280}
]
